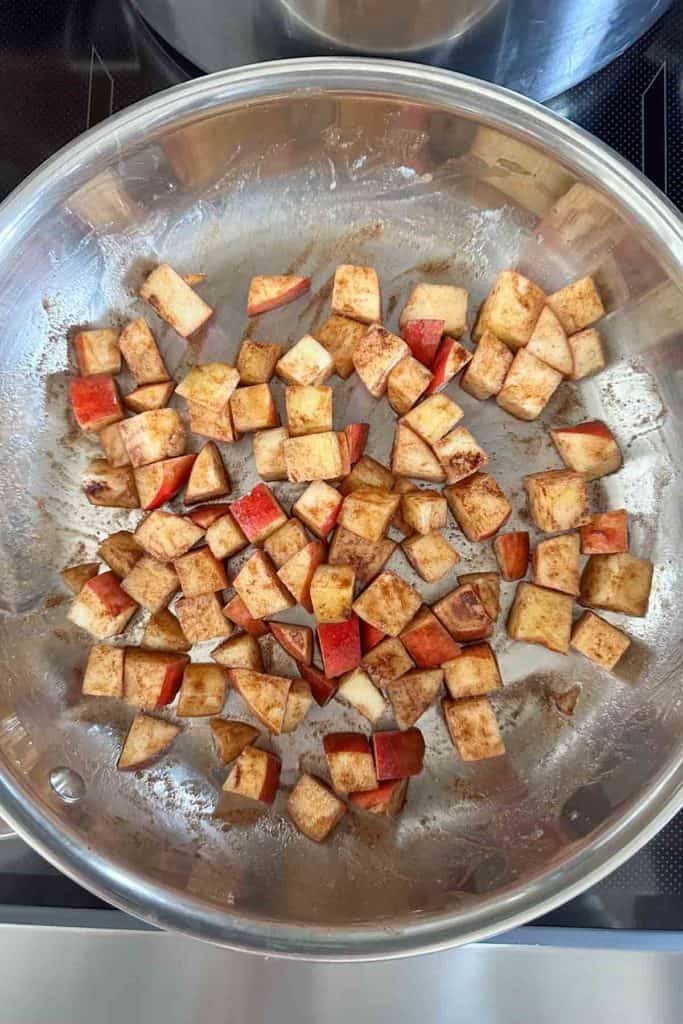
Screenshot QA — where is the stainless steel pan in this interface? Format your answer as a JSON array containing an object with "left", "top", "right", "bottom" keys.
[{"left": 0, "top": 59, "right": 682, "bottom": 960}]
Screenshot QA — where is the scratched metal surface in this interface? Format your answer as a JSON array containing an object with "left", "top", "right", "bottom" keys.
[{"left": 0, "top": 65, "right": 681, "bottom": 956}]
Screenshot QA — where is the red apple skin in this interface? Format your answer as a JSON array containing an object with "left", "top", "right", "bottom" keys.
[
  {"left": 259, "top": 753, "right": 282, "bottom": 803},
  {"left": 323, "top": 732, "right": 373, "bottom": 757},
  {"left": 230, "top": 483, "right": 284, "bottom": 543},
  {"left": 317, "top": 502, "right": 342, "bottom": 538},
  {"left": 185, "top": 503, "right": 232, "bottom": 529},
  {"left": 361, "top": 620, "right": 386, "bottom": 654},
  {"left": 580, "top": 510, "right": 628, "bottom": 555},
  {"left": 156, "top": 660, "right": 187, "bottom": 705},
  {"left": 372, "top": 728, "right": 425, "bottom": 780},
  {"left": 269, "top": 622, "right": 312, "bottom": 665},
  {"left": 247, "top": 276, "right": 311, "bottom": 315},
  {"left": 142, "top": 454, "right": 196, "bottom": 510},
  {"left": 427, "top": 337, "right": 466, "bottom": 394},
  {"left": 222, "top": 595, "right": 269, "bottom": 637},
  {"left": 400, "top": 613, "right": 461, "bottom": 669},
  {"left": 556, "top": 420, "right": 613, "bottom": 440},
  {"left": 317, "top": 615, "right": 361, "bottom": 678},
  {"left": 298, "top": 662, "right": 338, "bottom": 705},
  {"left": 87, "top": 572, "right": 137, "bottom": 616},
  {"left": 344, "top": 423, "right": 369, "bottom": 465},
  {"left": 402, "top": 319, "right": 444, "bottom": 367},
  {"left": 337, "top": 432, "right": 351, "bottom": 477},
  {"left": 494, "top": 531, "right": 530, "bottom": 581},
  {"left": 281, "top": 540, "right": 327, "bottom": 614},
  {"left": 349, "top": 778, "right": 407, "bottom": 815},
  {"left": 70, "top": 374, "right": 122, "bottom": 431}
]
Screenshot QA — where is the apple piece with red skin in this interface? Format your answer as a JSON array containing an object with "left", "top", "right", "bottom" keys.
[
  {"left": 361, "top": 620, "right": 386, "bottom": 654},
  {"left": 434, "top": 584, "right": 492, "bottom": 643},
  {"left": 580, "top": 510, "right": 628, "bottom": 555},
  {"left": 70, "top": 374, "right": 122, "bottom": 432},
  {"left": 230, "top": 483, "right": 287, "bottom": 544},
  {"left": 402, "top": 318, "right": 444, "bottom": 367},
  {"left": 372, "top": 728, "right": 425, "bottom": 781},
  {"left": 344, "top": 423, "right": 369, "bottom": 465},
  {"left": 269, "top": 622, "right": 313, "bottom": 665},
  {"left": 293, "top": 481, "right": 342, "bottom": 539},
  {"left": 68, "top": 571, "right": 138, "bottom": 639},
  {"left": 61, "top": 562, "right": 100, "bottom": 595},
  {"left": 222, "top": 595, "right": 269, "bottom": 637},
  {"left": 123, "top": 648, "right": 189, "bottom": 708},
  {"left": 550, "top": 420, "right": 622, "bottom": 480},
  {"left": 317, "top": 615, "right": 361, "bottom": 678},
  {"left": 298, "top": 662, "right": 338, "bottom": 706},
  {"left": 247, "top": 274, "right": 311, "bottom": 316},
  {"left": 210, "top": 719, "right": 259, "bottom": 764},
  {"left": 185, "top": 503, "right": 231, "bottom": 530},
  {"left": 400, "top": 607, "right": 462, "bottom": 668},
  {"left": 426, "top": 336, "right": 472, "bottom": 394},
  {"left": 323, "top": 732, "right": 377, "bottom": 793},
  {"left": 223, "top": 746, "right": 281, "bottom": 804},
  {"left": 134, "top": 454, "right": 196, "bottom": 510},
  {"left": 349, "top": 778, "right": 408, "bottom": 816},
  {"left": 336, "top": 430, "right": 352, "bottom": 477},
  {"left": 494, "top": 531, "right": 530, "bottom": 581},
  {"left": 276, "top": 540, "right": 327, "bottom": 613},
  {"left": 117, "top": 714, "right": 181, "bottom": 771}
]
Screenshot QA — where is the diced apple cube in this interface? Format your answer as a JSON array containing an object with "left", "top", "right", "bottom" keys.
[
  {"left": 299, "top": 662, "right": 338, "bottom": 706},
  {"left": 234, "top": 550, "right": 294, "bottom": 619},
  {"left": 387, "top": 356, "right": 432, "bottom": 415},
  {"left": 433, "top": 426, "right": 488, "bottom": 483},
  {"left": 443, "top": 643, "right": 501, "bottom": 699},
  {"left": 547, "top": 275, "right": 605, "bottom": 334},
  {"left": 336, "top": 667, "right": 386, "bottom": 725},
  {"left": 287, "top": 773, "right": 346, "bottom": 842},
  {"left": 281, "top": 679, "right": 313, "bottom": 733},
  {"left": 140, "top": 263, "right": 212, "bottom": 338},
  {"left": 68, "top": 571, "right": 137, "bottom": 638},
  {"left": 433, "top": 584, "right": 492, "bottom": 643},
  {"left": 525, "top": 469, "right": 589, "bottom": 532},
  {"left": 401, "top": 491, "right": 447, "bottom": 534},
  {"left": 344, "top": 423, "right": 369, "bottom": 465},
  {"left": 204, "top": 513, "right": 247, "bottom": 563},
  {"left": 121, "top": 556, "right": 178, "bottom": 613},
  {"left": 61, "top": 562, "right": 100, "bottom": 595},
  {"left": 252, "top": 427, "right": 288, "bottom": 482},
  {"left": 276, "top": 335, "right": 333, "bottom": 387},
  {"left": 285, "top": 385, "right": 333, "bottom": 436},
  {"left": 400, "top": 607, "right": 461, "bottom": 668},
  {"left": 314, "top": 315, "right": 367, "bottom": 379},
  {"left": 332, "top": 264, "right": 381, "bottom": 324},
  {"left": 123, "top": 382, "right": 175, "bottom": 414},
  {"left": 277, "top": 540, "right": 327, "bottom": 612},
  {"left": 141, "top": 608, "right": 190, "bottom": 652},
  {"left": 117, "top": 714, "right": 181, "bottom": 771},
  {"left": 269, "top": 622, "right": 313, "bottom": 665},
  {"left": 174, "top": 547, "right": 228, "bottom": 597},
  {"left": 70, "top": 374, "right": 122, "bottom": 433},
  {"left": 391, "top": 479, "right": 418, "bottom": 534},
  {"left": 123, "top": 648, "right": 188, "bottom": 708},
  {"left": 229, "top": 384, "right": 279, "bottom": 432},
  {"left": 118, "top": 318, "right": 169, "bottom": 385},
  {"left": 497, "top": 348, "right": 562, "bottom": 421},
  {"left": 387, "top": 669, "right": 443, "bottom": 730},
  {"left": 237, "top": 339, "right": 282, "bottom": 384},
  {"left": 174, "top": 592, "right": 231, "bottom": 643},
  {"left": 74, "top": 328, "right": 121, "bottom": 376},
  {"left": 482, "top": 271, "right": 545, "bottom": 348},
  {"left": 526, "top": 306, "right": 572, "bottom": 375},
  {"left": 247, "top": 274, "right": 310, "bottom": 316},
  {"left": 472, "top": 291, "right": 494, "bottom": 342},
  {"left": 372, "top": 729, "right": 425, "bottom": 780},
  {"left": 445, "top": 472, "right": 511, "bottom": 541},
  {"left": 336, "top": 430, "right": 351, "bottom": 477},
  {"left": 120, "top": 409, "right": 185, "bottom": 468},
  {"left": 210, "top": 719, "right": 259, "bottom": 763},
  {"left": 222, "top": 595, "right": 269, "bottom": 637},
  {"left": 98, "top": 531, "right": 143, "bottom": 578},
  {"left": 391, "top": 422, "right": 445, "bottom": 482},
  {"left": 317, "top": 615, "right": 362, "bottom": 677},
  {"left": 457, "top": 572, "right": 501, "bottom": 621},
  {"left": 427, "top": 336, "right": 472, "bottom": 394},
  {"left": 580, "top": 511, "right": 628, "bottom": 555},
  {"left": 532, "top": 533, "right": 580, "bottom": 595},
  {"left": 263, "top": 519, "right": 308, "bottom": 568},
  {"left": 443, "top": 697, "right": 505, "bottom": 761},
  {"left": 188, "top": 400, "right": 240, "bottom": 443},
  {"left": 339, "top": 487, "right": 400, "bottom": 543},
  {"left": 229, "top": 668, "right": 292, "bottom": 733},
  {"left": 81, "top": 459, "right": 138, "bottom": 509},
  {"left": 352, "top": 326, "right": 409, "bottom": 398},
  {"left": 402, "top": 318, "right": 444, "bottom": 367},
  {"left": 82, "top": 643, "right": 124, "bottom": 698},
  {"left": 362, "top": 637, "right": 414, "bottom": 687},
  {"left": 551, "top": 421, "right": 622, "bottom": 481},
  {"left": 349, "top": 778, "right": 408, "bottom": 816},
  {"left": 507, "top": 581, "right": 573, "bottom": 653},
  {"left": 494, "top": 531, "right": 530, "bottom": 581},
  {"left": 352, "top": 570, "right": 422, "bottom": 637},
  {"left": 230, "top": 483, "right": 287, "bottom": 544},
  {"left": 568, "top": 328, "right": 606, "bottom": 380},
  {"left": 134, "top": 454, "right": 196, "bottom": 511},
  {"left": 399, "top": 283, "right": 468, "bottom": 338},
  {"left": 98, "top": 421, "right": 131, "bottom": 468},
  {"left": 324, "top": 732, "right": 377, "bottom": 793},
  {"left": 402, "top": 394, "right": 463, "bottom": 446},
  {"left": 176, "top": 363, "right": 239, "bottom": 414},
  {"left": 571, "top": 611, "right": 631, "bottom": 670},
  {"left": 402, "top": 531, "right": 460, "bottom": 583},
  {"left": 223, "top": 746, "right": 281, "bottom": 804},
  {"left": 460, "top": 331, "right": 513, "bottom": 400},
  {"left": 328, "top": 527, "right": 395, "bottom": 587},
  {"left": 183, "top": 443, "right": 230, "bottom": 504},
  {"left": 340, "top": 455, "right": 394, "bottom": 496},
  {"left": 283, "top": 431, "right": 345, "bottom": 482},
  {"left": 580, "top": 552, "right": 653, "bottom": 616},
  {"left": 311, "top": 565, "right": 355, "bottom": 623},
  {"left": 361, "top": 620, "right": 386, "bottom": 653},
  {"left": 134, "top": 510, "right": 204, "bottom": 562},
  {"left": 212, "top": 633, "right": 264, "bottom": 671},
  {"left": 292, "top": 481, "right": 341, "bottom": 540},
  {"left": 177, "top": 662, "right": 227, "bottom": 717}
]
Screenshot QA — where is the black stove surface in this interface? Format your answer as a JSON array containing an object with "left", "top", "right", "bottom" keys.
[{"left": 1, "top": 0, "right": 682, "bottom": 933}]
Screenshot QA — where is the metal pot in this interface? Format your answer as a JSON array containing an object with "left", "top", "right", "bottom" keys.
[{"left": 0, "top": 58, "right": 681, "bottom": 960}]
